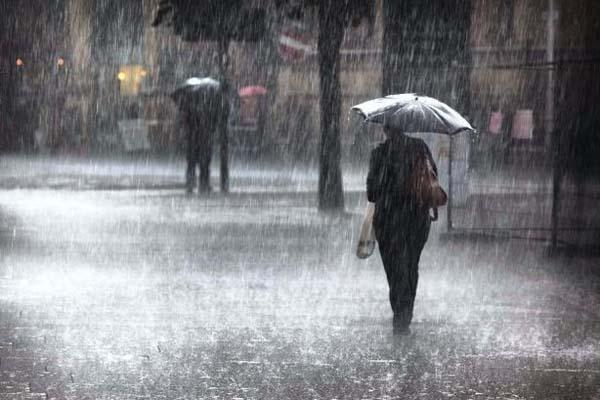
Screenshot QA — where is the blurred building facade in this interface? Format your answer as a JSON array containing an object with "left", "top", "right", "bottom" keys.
[
  {"left": 0, "top": 0, "right": 382, "bottom": 155},
  {"left": 470, "top": 0, "right": 600, "bottom": 170},
  {"left": 0, "top": 0, "right": 69, "bottom": 152},
  {"left": 1, "top": 0, "right": 598, "bottom": 169}
]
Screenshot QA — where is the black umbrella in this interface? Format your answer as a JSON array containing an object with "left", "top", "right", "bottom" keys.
[
  {"left": 351, "top": 94, "right": 475, "bottom": 135},
  {"left": 171, "top": 77, "right": 222, "bottom": 110}
]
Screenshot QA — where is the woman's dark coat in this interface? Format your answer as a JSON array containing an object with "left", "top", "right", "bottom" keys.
[{"left": 366, "top": 135, "right": 437, "bottom": 331}]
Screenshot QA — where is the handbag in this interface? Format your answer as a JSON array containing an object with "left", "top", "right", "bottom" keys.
[
  {"left": 408, "top": 154, "right": 447, "bottom": 221},
  {"left": 356, "top": 201, "right": 376, "bottom": 259},
  {"left": 425, "top": 158, "right": 447, "bottom": 221},
  {"left": 426, "top": 158, "right": 448, "bottom": 208}
]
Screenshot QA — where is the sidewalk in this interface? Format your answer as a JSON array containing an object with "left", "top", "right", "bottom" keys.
[
  {"left": 458, "top": 163, "right": 600, "bottom": 248},
  {"left": 1, "top": 154, "right": 599, "bottom": 248},
  {"left": 2, "top": 153, "right": 599, "bottom": 194},
  {"left": 470, "top": 162, "right": 600, "bottom": 196}
]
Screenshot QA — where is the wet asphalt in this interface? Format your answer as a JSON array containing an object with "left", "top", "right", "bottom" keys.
[{"left": 0, "top": 158, "right": 599, "bottom": 399}]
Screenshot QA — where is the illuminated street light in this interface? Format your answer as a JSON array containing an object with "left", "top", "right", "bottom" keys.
[{"left": 117, "top": 71, "right": 127, "bottom": 81}]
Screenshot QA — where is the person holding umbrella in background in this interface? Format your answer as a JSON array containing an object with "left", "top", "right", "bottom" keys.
[
  {"left": 172, "top": 77, "right": 229, "bottom": 194},
  {"left": 353, "top": 94, "right": 474, "bottom": 335}
]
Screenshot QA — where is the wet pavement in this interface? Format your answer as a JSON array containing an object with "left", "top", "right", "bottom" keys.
[{"left": 0, "top": 157, "right": 599, "bottom": 399}]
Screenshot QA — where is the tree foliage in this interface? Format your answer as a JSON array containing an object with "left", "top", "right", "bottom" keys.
[
  {"left": 274, "top": 0, "right": 375, "bottom": 28},
  {"left": 152, "top": 0, "right": 265, "bottom": 42}
]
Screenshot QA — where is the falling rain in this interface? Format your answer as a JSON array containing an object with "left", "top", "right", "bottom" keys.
[{"left": 1, "top": 1, "right": 599, "bottom": 399}]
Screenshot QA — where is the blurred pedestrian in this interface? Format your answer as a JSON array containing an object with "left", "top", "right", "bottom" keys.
[
  {"left": 173, "top": 78, "right": 229, "bottom": 194},
  {"left": 184, "top": 106, "right": 220, "bottom": 193},
  {"left": 366, "top": 123, "right": 440, "bottom": 335}
]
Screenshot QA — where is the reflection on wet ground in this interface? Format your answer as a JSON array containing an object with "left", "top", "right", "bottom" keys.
[{"left": 0, "top": 189, "right": 599, "bottom": 399}]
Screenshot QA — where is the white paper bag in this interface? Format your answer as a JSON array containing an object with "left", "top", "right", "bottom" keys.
[{"left": 356, "top": 202, "right": 376, "bottom": 259}]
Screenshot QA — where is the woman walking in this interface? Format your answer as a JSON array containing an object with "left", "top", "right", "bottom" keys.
[{"left": 367, "top": 123, "right": 438, "bottom": 335}]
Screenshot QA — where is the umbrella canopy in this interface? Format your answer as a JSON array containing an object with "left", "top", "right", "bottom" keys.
[
  {"left": 171, "top": 77, "right": 222, "bottom": 109},
  {"left": 352, "top": 94, "right": 475, "bottom": 135},
  {"left": 238, "top": 85, "right": 267, "bottom": 97}
]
